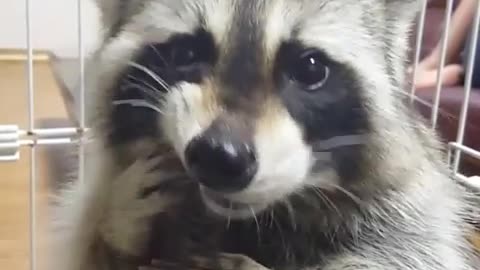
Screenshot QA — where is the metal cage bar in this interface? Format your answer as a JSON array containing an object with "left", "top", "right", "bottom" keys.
[
  {"left": 25, "top": 0, "right": 37, "bottom": 270},
  {"left": 24, "top": 0, "right": 36, "bottom": 270},
  {"left": 77, "top": 0, "right": 86, "bottom": 184},
  {"left": 411, "top": 0, "right": 480, "bottom": 186},
  {"left": 431, "top": 0, "right": 455, "bottom": 128},
  {"left": 452, "top": 0, "right": 480, "bottom": 174},
  {"left": 410, "top": 0, "right": 429, "bottom": 102}
]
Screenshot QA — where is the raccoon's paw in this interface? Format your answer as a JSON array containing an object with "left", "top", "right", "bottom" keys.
[
  {"left": 100, "top": 156, "right": 185, "bottom": 257},
  {"left": 208, "top": 253, "right": 269, "bottom": 270},
  {"left": 140, "top": 253, "right": 270, "bottom": 270}
]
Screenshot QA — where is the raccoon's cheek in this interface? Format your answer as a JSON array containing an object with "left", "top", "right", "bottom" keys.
[
  {"left": 161, "top": 82, "right": 220, "bottom": 162},
  {"left": 251, "top": 108, "right": 315, "bottom": 196}
]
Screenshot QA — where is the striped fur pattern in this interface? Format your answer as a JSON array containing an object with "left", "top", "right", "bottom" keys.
[{"left": 49, "top": 1, "right": 480, "bottom": 270}]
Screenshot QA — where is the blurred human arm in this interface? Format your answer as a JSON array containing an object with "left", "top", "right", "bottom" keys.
[{"left": 420, "top": 0, "right": 477, "bottom": 68}]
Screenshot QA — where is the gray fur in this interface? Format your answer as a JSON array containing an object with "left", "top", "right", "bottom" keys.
[{"left": 49, "top": 1, "right": 480, "bottom": 270}]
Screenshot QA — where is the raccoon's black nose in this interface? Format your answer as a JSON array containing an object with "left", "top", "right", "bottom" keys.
[{"left": 185, "top": 129, "right": 257, "bottom": 192}]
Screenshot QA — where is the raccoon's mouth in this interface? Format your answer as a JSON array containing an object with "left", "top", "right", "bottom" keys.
[{"left": 199, "top": 187, "right": 268, "bottom": 219}]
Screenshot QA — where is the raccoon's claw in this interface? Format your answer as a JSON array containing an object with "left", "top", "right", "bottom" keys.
[
  {"left": 209, "top": 253, "right": 269, "bottom": 270},
  {"left": 99, "top": 158, "right": 183, "bottom": 256},
  {"left": 140, "top": 253, "right": 269, "bottom": 270},
  {"left": 145, "top": 151, "right": 185, "bottom": 174}
]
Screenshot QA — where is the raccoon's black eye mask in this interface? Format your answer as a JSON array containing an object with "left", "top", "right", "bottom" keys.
[
  {"left": 107, "top": 29, "right": 216, "bottom": 145},
  {"left": 126, "top": 28, "right": 334, "bottom": 93},
  {"left": 110, "top": 28, "right": 369, "bottom": 154},
  {"left": 134, "top": 28, "right": 218, "bottom": 86},
  {"left": 273, "top": 41, "right": 369, "bottom": 142}
]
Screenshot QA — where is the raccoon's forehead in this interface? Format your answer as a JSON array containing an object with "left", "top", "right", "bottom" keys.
[
  {"left": 117, "top": 0, "right": 382, "bottom": 62},
  {"left": 97, "top": 0, "right": 391, "bottom": 108}
]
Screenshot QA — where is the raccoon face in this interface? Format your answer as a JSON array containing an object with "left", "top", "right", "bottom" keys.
[{"left": 93, "top": 0, "right": 421, "bottom": 219}]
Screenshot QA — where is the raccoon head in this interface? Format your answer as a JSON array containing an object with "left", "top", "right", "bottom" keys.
[{"left": 91, "top": 0, "right": 425, "bottom": 219}]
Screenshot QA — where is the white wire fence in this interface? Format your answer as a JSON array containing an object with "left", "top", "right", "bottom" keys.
[
  {"left": 0, "top": 0, "right": 479, "bottom": 269},
  {"left": 409, "top": 0, "right": 480, "bottom": 183}
]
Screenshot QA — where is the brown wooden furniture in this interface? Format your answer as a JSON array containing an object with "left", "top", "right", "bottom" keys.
[{"left": 0, "top": 50, "right": 69, "bottom": 270}]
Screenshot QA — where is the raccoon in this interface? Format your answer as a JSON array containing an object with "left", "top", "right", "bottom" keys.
[{"left": 49, "top": 0, "right": 480, "bottom": 270}]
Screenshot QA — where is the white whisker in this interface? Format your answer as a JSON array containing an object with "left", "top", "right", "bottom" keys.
[
  {"left": 112, "top": 99, "right": 165, "bottom": 115},
  {"left": 127, "top": 75, "right": 166, "bottom": 94},
  {"left": 283, "top": 200, "right": 297, "bottom": 231},
  {"left": 322, "top": 183, "right": 363, "bottom": 206},
  {"left": 309, "top": 187, "right": 342, "bottom": 217},
  {"left": 149, "top": 44, "right": 169, "bottom": 66},
  {"left": 271, "top": 211, "right": 288, "bottom": 252},
  {"left": 226, "top": 202, "right": 232, "bottom": 229},
  {"left": 250, "top": 206, "right": 261, "bottom": 242},
  {"left": 269, "top": 209, "right": 275, "bottom": 229},
  {"left": 312, "top": 134, "right": 368, "bottom": 151},
  {"left": 122, "top": 82, "right": 164, "bottom": 102},
  {"left": 128, "top": 61, "right": 170, "bottom": 89}
]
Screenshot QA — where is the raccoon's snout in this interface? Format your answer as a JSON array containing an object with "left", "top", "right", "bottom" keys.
[{"left": 184, "top": 120, "right": 258, "bottom": 193}]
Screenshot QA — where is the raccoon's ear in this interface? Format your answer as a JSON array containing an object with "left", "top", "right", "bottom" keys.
[
  {"left": 383, "top": 0, "right": 422, "bottom": 88},
  {"left": 94, "top": 0, "right": 125, "bottom": 32},
  {"left": 383, "top": 0, "right": 422, "bottom": 42},
  {"left": 385, "top": 0, "right": 422, "bottom": 23}
]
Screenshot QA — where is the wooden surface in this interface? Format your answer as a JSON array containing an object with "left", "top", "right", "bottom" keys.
[{"left": 0, "top": 53, "right": 69, "bottom": 270}]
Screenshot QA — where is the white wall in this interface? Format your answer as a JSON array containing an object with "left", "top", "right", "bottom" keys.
[{"left": 0, "top": 0, "right": 102, "bottom": 58}]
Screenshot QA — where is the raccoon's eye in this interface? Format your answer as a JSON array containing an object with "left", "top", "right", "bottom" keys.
[
  {"left": 289, "top": 50, "right": 330, "bottom": 91},
  {"left": 169, "top": 30, "right": 216, "bottom": 69},
  {"left": 172, "top": 44, "right": 200, "bottom": 67}
]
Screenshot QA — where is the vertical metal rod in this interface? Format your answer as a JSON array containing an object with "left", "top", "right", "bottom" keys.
[
  {"left": 78, "top": 0, "right": 86, "bottom": 129},
  {"left": 26, "top": 0, "right": 34, "bottom": 132},
  {"left": 25, "top": 0, "right": 36, "bottom": 270},
  {"left": 431, "top": 0, "right": 455, "bottom": 128},
  {"left": 77, "top": 0, "right": 86, "bottom": 183},
  {"left": 28, "top": 148, "right": 36, "bottom": 270},
  {"left": 410, "top": 0, "right": 428, "bottom": 102},
  {"left": 453, "top": 0, "right": 480, "bottom": 173}
]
